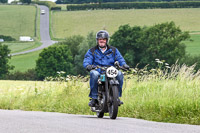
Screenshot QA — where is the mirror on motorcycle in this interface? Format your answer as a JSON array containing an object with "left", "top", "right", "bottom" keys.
[{"left": 114, "top": 61, "right": 120, "bottom": 67}]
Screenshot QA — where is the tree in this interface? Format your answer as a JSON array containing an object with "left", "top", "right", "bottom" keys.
[
  {"left": 110, "top": 24, "right": 143, "bottom": 66},
  {"left": 0, "top": 0, "right": 8, "bottom": 3},
  {"left": 35, "top": 45, "right": 73, "bottom": 80},
  {"left": 58, "top": 35, "right": 84, "bottom": 60},
  {"left": 110, "top": 22, "right": 190, "bottom": 68},
  {"left": 0, "top": 44, "right": 14, "bottom": 79},
  {"left": 74, "top": 32, "right": 96, "bottom": 75},
  {"left": 20, "top": 0, "right": 31, "bottom": 4}
]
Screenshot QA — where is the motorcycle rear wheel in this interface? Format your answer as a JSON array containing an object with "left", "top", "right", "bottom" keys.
[
  {"left": 109, "top": 85, "right": 119, "bottom": 119},
  {"left": 96, "top": 92, "right": 106, "bottom": 118}
]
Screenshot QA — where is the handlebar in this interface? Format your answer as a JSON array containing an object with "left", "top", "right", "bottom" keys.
[{"left": 93, "top": 61, "right": 129, "bottom": 71}]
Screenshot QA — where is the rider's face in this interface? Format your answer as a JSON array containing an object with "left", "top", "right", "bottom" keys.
[{"left": 98, "top": 38, "right": 107, "bottom": 48}]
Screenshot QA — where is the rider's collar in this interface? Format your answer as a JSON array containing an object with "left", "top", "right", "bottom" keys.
[{"left": 99, "top": 46, "right": 107, "bottom": 53}]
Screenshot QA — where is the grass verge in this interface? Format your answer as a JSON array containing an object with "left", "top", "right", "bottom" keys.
[{"left": 0, "top": 64, "right": 200, "bottom": 124}]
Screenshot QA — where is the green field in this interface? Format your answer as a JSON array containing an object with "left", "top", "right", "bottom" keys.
[
  {"left": 10, "top": 50, "right": 42, "bottom": 72},
  {"left": 4, "top": 42, "right": 41, "bottom": 54},
  {"left": 0, "top": 5, "right": 36, "bottom": 39},
  {"left": 5, "top": 7, "right": 200, "bottom": 72},
  {"left": 52, "top": 8, "right": 200, "bottom": 39},
  {"left": 185, "top": 34, "right": 200, "bottom": 56}
]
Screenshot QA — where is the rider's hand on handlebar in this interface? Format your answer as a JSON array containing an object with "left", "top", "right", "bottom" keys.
[
  {"left": 86, "top": 65, "right": 96, "bottom": 72},
  {"left": 123, "top": 64, "right": 130, "bottom": 70}
]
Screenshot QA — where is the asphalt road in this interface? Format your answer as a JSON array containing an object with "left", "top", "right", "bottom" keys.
[
  {"left": 11, "top": 5, "right": 56, "bottom": 56},
  {"left": 0, "top": 109, "right": 200, "bottom": 133}
]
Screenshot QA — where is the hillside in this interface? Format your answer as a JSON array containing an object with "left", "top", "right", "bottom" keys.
[{"left": 0, "top": 5, "right": 36, "bottom": 40}]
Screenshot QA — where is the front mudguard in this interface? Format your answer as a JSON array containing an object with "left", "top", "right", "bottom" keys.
[{"left": 109, "top": 79, "right": 119, "bottom": 85}]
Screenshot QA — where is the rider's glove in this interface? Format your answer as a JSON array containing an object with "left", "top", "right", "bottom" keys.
[
  {"left": 123, "top": 64, "right": 130, "bottom": 70},
  {"left": 86, "top": 65, "right": 96, "bottom": 72}
]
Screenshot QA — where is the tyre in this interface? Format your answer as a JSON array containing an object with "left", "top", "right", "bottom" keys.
[
  {"left": 96, "top": 92, "right": 106, "bottom": 118},
  {"left": 97, "top": 112, "right": 104, "bottom": 118},
  {"left": 108, "top": 85, "right": 119, "bottom": 119}
]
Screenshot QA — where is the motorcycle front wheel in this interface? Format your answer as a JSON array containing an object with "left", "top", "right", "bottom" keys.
[
  {"left": 108, "top": 85, "right": 119, "bottom": 119},
  {"left": 97, "top": 112, "right": 104, "bottom": 118}
]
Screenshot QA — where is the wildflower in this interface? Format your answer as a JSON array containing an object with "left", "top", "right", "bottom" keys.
[
  {"left": 156, "top": 60, "right": 163, "bottom": 64},
  {"left": 155, "top": 59, "right": 160, "bottom": 61},
  {"left": 165, "top": 66, "right": 171, "bottom": 69},
  {"left": 60, "top": 71, "right": 66, "bottom": 74},
  {"left": 66, "top": 78, "right": 70, "bottom": 81},
  {"left": 165, "top": 63, "right": 169, "bottom": 66}
]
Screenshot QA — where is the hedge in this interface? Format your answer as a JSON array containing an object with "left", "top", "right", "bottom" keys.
[
  {"left": 67, "top": 1, "right": 200, "bottom": 11},
  {"left": 51, "top": 7, "right": 61, "bottom": 10},
  {"left": 0, "top": 35, "right": 16, "bottom": 41}
]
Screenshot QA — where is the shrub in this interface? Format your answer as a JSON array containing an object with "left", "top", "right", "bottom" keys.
[
  {"left": 35, "top": 45, "right": 73, "bottom": 80},
  {"left": 51, "top": 7, "right": 61, "bottom": 11},
  {"left": 5, "top": 69, "right": 38, "bottom": 80},
  {"left": 179, "top": 54, "right": 200, "bottom": 72},
  {"left": 0, "top": 35, "right": 16, "bottom": 41},
  {"left": 0, "top": 44, "right": 14, "bottom": 79}
]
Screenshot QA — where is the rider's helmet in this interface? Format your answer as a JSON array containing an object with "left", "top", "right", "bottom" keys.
[{"left": 96, "top": 30, "right": 109, "bottom": 45}]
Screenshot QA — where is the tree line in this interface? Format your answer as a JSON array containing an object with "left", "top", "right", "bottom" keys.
[
  {"left": 2, "top": 22, "right": 200, "bottom": 80},
  {"left": 66, "top": 1, "right": 200, "bottom": 10}
]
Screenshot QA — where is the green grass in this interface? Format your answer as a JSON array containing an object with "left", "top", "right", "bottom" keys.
[
  {"left": 10, "top": 50, "right": 42, "bottom": 72},
  {"left": 52, "top": 8, "right": 200, "bottom": 39},
  {"left": 0, "top": 64, "right": 200, "bottom": 124},
  {"left": 185, "top": 34, "right": 200, "bottom": 56},
  {"left": 0, "top": 5, "right": 36, "bottom": 39},
  {"left": 4, "top": 42, "right": 41, "bottom": 54}
]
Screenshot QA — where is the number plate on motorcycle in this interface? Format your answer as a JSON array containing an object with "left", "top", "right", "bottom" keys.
[{"left": 106, "top": 66, "right": 118, "bottom": 78}]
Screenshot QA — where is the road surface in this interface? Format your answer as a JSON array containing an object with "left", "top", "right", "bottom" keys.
[
  {"left": 0, "top": 110, "right": 200, "bottom": 133},
  {"left": 11, "top": 5, "right": 56, "bottom": 56}
]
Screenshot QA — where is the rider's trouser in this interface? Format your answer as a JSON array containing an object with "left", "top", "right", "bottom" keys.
[{"left": 89, "top": 70, "right": 124, "bottom": 99}]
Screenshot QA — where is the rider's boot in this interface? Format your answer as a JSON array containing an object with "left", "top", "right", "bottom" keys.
[
  {"left": 88, "top": 99, "right": 97, "bottom": 107},
  {"left": 118, "top": 98, "right": 123, "bottom": 106}
]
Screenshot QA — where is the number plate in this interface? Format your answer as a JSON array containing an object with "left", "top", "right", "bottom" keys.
[{"left": 106, "top": 66, "right": 118, "bottom": 78}]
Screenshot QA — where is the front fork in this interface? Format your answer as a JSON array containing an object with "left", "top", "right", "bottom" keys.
[{"left": 106, "top": 77, "right": 119, "bottom": 104}]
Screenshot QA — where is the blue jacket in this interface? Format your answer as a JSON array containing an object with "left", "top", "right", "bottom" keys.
[{"left": 83, "top": 45, "right": 126, "bottom": 73}]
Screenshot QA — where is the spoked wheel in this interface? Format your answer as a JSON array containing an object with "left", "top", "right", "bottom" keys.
[
  {"left": 96, "top": 92, "right": 106, "bottom": 118},
  {"left": 108, "top": 85, "right": 119, "bottom": 119}
]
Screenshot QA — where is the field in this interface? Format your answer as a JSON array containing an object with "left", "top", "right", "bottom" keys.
[
  {"left": 10, "top": 50, "right": 42, "bottom": 72},
  {"left": 3, "top": 7, "right": 199, "bottom": 72},
  {"left": 0, "top": 5, "right": 36, "bottom": 39},
  {"left": 185, "top": 34, "right": 200, "bottom": 56},
  {"left": 0, "top": 65, "right": 200, "bottom": 124},
  {"left": 52, "top": 8, "right": 200, "bottom": 39},
  {"left": 4, "top": 42, "right": 41, "bottom": 54}
]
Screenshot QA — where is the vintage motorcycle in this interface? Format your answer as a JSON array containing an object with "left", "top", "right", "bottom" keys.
[{"left": 90, "top": 61, "right": 128, "bottom": 119}]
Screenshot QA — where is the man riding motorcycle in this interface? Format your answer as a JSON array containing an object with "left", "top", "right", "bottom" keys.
[{"left": 83, "top": 30, "right": 129, "bottom": 107}]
